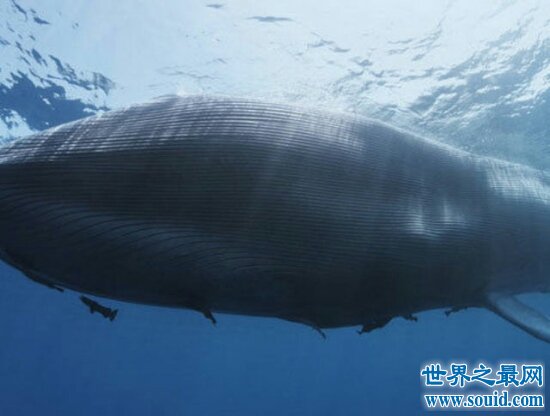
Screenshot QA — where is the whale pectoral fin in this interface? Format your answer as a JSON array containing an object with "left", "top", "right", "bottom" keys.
[{"left": 486, "top": 293, "right": 550, "bottom": 343}]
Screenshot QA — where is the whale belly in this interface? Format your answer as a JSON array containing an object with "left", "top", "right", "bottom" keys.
[{"left": 0, "top": 96, "right": 491, "bottom": 327}]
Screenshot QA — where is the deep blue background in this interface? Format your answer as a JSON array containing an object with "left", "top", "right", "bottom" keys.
[{"left": 0, "top": 260, "right": 548, "bottom": 415}]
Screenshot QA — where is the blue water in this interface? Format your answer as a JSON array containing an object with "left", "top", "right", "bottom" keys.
[
  {"left": 1, "top": 262, "right": 548, "bottom": 415},
  {"left": 1, "top": 1, "right": 549, "bottom": 415}
]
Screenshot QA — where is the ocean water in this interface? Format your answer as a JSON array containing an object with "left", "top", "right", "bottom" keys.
[{"left": 0, "top": 1, "right": 549, "bottom": 415}]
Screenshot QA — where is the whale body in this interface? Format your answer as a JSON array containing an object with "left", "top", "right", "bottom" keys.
[{"left": 0, "top": 95, "right": 549, "bottom": 341}]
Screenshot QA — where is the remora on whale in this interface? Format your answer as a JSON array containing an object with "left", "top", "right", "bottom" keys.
[{"left": 0, "top": 95, "right": 549, "bottom": 342}]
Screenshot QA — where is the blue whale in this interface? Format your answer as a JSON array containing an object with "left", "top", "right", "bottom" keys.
[{"left": 0, "top": 95, "right": 549, "bottom": 341}]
